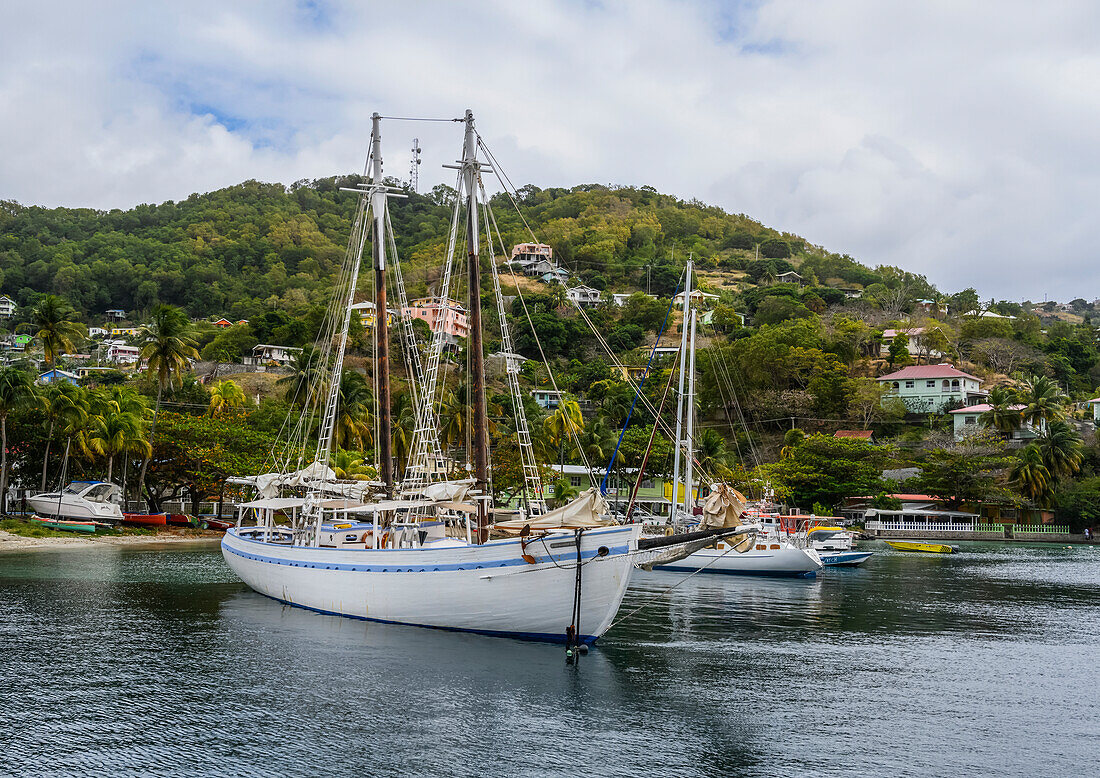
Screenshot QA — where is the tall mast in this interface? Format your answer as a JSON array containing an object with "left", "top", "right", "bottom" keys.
[
  {"left": 670, "top": 256, "right": 692, "bottom": 522},
  {"left": 372, "top": 112, "right": 394, "bottom": 497},
  {"left": 682, "top": 307, "right": 697, "bottom": 521},
  {"left": 463, "top": 110, "right": 491, "bottom": 542}
]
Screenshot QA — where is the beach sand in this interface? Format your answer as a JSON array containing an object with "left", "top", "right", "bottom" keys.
[{"left": 0, "top": 528, "right": 224, "bottom": 553}]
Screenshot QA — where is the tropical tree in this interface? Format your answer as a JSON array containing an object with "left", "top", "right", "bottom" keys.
[
  {"left": 207, "top": 379, "right": 247, "bottom": 417},
  {"left": 330, "top": 449, "right": 377, "bottom": 481},
  {"left": 391, "top": 389, "right": 417, "bottom": 478},
  {"left": 31, "top": 294, "right": 84, "bottom": 372},
  {"left": 1011, "top": 444, "right": 1053, "bottom": 505},
  {"left": 979, "top": 386, "right": 1022, "bottom": 435},
  {"left": 1035, "top": 420, "right": 1083, "bottom": 481},
  {"left": 335, "top": 370, "right": 373, "bottom": 450},
  {"left": 0, "top": 367, "right": 38, "bottom": 512},
  {"left": 278, "top": 346, "right": 322, "bottom": 404},
  {"left": 696, "top": 428, "right": 733, "bottom": 478},
  {"left": 779, "top": 428, "right": 805, "bottom": 460},
  {"left": 438, "top": 389, "right": 467, "bottom": 451},
  {"left": 39, "top": 382, "right": 88, "bottom": 491},
  {"left": 547, "top": 477, "right": 579, "bottom": 509},
  {"left": 543, "top": 398, "right": 584, "bottom": 467},
  {"left": 88, "top": 404, "right": 151, "bottom": 484},
  {"left": 138, "top": 305, "right": 199, "bottom": 501},
  {"left": 1017, "top": 374, "right": 1067, "bottom": 427},
  {"left": 575, "top": 415, "right": 615, "bottom": 465}
]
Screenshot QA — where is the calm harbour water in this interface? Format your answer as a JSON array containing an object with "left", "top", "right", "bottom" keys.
[{"left": 1, "top": 541, "right": 1098, "bottom": 778}]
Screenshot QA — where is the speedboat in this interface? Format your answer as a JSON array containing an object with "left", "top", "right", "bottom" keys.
[
  {"left": 885, "top": 540, "right": 956, "bottom": 554},
  {"left": 807, "top": 525, "right": 874, "bottom": 567},
  {"left": 27, "top": 481, "right": 123, "bottom": 523}
]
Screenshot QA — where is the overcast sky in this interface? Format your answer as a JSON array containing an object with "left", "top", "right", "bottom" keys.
[{"left": 2, "top": 0, "right": 1098, "bottom": 300}]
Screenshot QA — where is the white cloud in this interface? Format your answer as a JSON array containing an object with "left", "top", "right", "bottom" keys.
[{"left": 2, "top": 0, "right": 1099, "bottom": 299}]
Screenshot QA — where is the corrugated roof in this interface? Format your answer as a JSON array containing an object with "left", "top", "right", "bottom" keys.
[
  {"left": 833, "top": 430, "right": 874, "bottom": 439},
  {"left": 949, "top": 403, "right": 1025, "bottom": 414},
  {"left": 877, "top": 363, "right": 981, "bottom": 382}
]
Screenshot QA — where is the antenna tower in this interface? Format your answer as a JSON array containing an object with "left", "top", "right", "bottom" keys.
[{"left": 409, "top": 138, "right": 422, "bottom": 192}]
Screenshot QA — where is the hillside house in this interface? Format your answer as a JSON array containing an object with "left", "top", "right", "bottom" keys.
[
  {"left": 403, "top": 297, "right": 468, "bottom": 346},
  {"left": 566, "top": 285, "right": 603, "bottom": 309},
  {"left": 880, "top": 327, "right": 944, "bottom": 360},
  {"left": 950, "top": 403, "right": 1042, "bottom": 443},
  {"left": 776, "top": 270, "right": 803, "bottom": 286},
  {"left": 105, "top": 309, "right": 126, "bottom": 320},
  {"left": 539, "top": 267, "right": 570, "bottom": 284},
  {"left": 877, "top": 364, "right": 986, "bottom": 413},
  {"left": 213, "top": 318, "right": 234, "bottom": 328},
  {"left": 37, "top": 369, "right": 79, "bottom": 385},
  {"left": 88, "top": 327, "right": 108, "bottom": 338},
  {"left": 110, "top": 327, "right": 143, "bottom": 338},
  {"left": 0, "top": 295, "right": 15, "bottom": 318},
  {"left": 673, "top": 290, "right": 719, "bottom": 308},
  {"left": 248, "top": 344, "right": 302, "bottom": 367},
  {"left": 349, "top": 301, "right": 395, "bottom": 329},
  {"left": 531, "top": 389, "right": 564, "bottom": 410},
  {"left": 1087, "top": 398, "right": 1100, "bottom": 423},
  {"left": 510, "top": 242, "right": 553, "bottom": 267},
  {"left": 105, "top": 343, "right": 141, "bottom": 365}
]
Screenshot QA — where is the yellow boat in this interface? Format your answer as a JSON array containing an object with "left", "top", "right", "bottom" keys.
[{"left": 885, "top": 540, "right": 956, "bottom": 554}]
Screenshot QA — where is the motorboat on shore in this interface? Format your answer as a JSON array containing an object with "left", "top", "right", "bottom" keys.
[{"left": 27, "top": 481, "right": 123, "bottom": 523}]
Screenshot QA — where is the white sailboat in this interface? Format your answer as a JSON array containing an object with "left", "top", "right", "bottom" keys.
[
  {"left": 642, "top": 257, "right": 822, "bottom": 578},
  {"left": 221, "top": 111, "right": 654, "bottom": 644}
]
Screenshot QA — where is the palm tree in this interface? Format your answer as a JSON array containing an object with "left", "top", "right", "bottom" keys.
[
  {"left": 576, "top": 415, "right": 614, "bottom": 464},
  {"left": 138, "top": 305, "right": 199, "bottom": 501},
  {"left": 31, "top": 294, "right": 84, "bottom": 372},
  {"left": 330, "top": 449, "right": 376, "bottom": 481},
  {"left": 1036, "top": 420, "right": 1083, "bottom": 481},
  {"left": 780, "top": 428, "right": 805, "bottom": 460},
  {"left": 391, "top": 389, "right": 417, "bottom": 479},
  {"left": 207, "top": 379, "right": 247, "bottom": 417},
  {"left": 1011, "top": 444, "right": 1053, "bottom": 505},
  {"left": 278, "top": 346, "right": 322, "bottom": 405},
  {"left": 0, "top": 367, "right": 38, "bottom": 513},
  {"left": 696, "top": 428, "right": 733, "bottom": 478},
  {"left": 543, "top": 398, "right": 584, "bottom": 468},
  {"left": 88, "top": 405, "right": 150, "bottom": 484},
  {"left": 1017, "top": 374, "right": 1067, "bottom": 428},
  {"left": 438, "top": 389, "right": 467, "bottom": 451},
  {"left": 547, "top": 477, "right": 579, "bottom": 509},
  {"left": 39, "top": 382, "right": 88, "bottom": 491},
  {"left": 979, "top": 386, "right": 1022, "bottom": 435},
  {"left": 335, "top": 370, "right": 373, "bottom": 450}
]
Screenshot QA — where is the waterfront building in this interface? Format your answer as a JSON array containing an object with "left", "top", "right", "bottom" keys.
[
  {"left": 548, "top": 464, "right": 673, "bottom": 518},
  {"left": 876, "top": 363, "right": 986, "bottom": 413}
]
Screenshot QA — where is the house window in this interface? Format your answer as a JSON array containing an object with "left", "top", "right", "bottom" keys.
[
  {"left": 892, "top": 382, "right": 899, "bottom": 389},
  {"left": 965, "top": 416, "right": 976, "bottom": 425},
  {"left": 641, "top": 479, "right": 654, "bottom": 489},
  {"left": 926, "top": 380, "right": 936, "bottom": 387},
  {"left": 904, "top": 381, "right": 914, "bottom": 389},
  {"left": 943, "top": 380, "right": 950, "bottom": 388},
  {"left": 569, "top": 476, "right": 582, "bottom": 487},
  {"left": 952, "top": 379, "right": 960, "bottom": 388}
]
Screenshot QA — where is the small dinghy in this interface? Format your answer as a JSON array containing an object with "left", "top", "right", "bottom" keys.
[
  {"left": 29, "top": 515, "right": 97, "bottom": 534},
  {"left": 121, "top": 513, "right": 168, "bottom": 527}
]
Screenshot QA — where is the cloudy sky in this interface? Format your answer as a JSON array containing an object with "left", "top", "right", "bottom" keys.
[{"left": 2, "top": 0, "right": 1098, "bottom": 300}]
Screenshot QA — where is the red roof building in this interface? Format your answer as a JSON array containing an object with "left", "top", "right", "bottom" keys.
[{"left": 876, "top": 363, "right": 986, "bottom": 413}]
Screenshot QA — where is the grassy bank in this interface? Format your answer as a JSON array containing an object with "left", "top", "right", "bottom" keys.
[{"left": 0, "top": 517, "right": 157, "bottom": 539}]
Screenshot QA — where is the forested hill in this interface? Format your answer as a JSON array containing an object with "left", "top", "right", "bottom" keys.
[{"left": 0, "top": 177, "right": 921, "bottom": 320}]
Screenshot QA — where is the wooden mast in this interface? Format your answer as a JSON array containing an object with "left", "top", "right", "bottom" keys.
[
  {"left": 371, "top": 112, "right": 394, "bottom": 497},
  {"left": 462, "top": 110, "right": 490, "bottom": 542}
]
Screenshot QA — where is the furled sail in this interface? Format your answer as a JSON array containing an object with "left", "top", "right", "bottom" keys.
[{"left": 493, "top": 488, "right": 611, "bottom": 532}]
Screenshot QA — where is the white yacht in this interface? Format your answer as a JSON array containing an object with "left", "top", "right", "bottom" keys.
[{"left": 27, "top": 481, "right": 124, "bottom": 523}]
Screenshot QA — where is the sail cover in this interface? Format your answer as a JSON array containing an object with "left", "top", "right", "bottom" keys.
[
  {"left": 494, "top": 488, "right": 611, "bottom": 532},
  {"left": 247, "top": 462, "right": 339, "bottom": 498},
  {"left": 700, "top": 484, "right": 748, "bottom": 529}
]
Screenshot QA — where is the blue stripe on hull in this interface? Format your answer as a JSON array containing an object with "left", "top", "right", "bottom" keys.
[
  {"left": 654, "top": 565, "right": 818, "bottom": 578},
  {"left": 250, "top": 590, "right": 599, "bottom": 645}
]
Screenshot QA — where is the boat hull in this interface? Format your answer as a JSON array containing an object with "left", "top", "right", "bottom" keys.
[
  {"left": 122, "top": 513, "right": 168, "bottom": 527},
  {"left": 819, "top": 550, "right": 874, "bottom": 566},
  {"left": 29, "top": 516, "right": 97, "bottom": 534},
  {"left": 655, "top": 544, "right": 823, "bottom": 578},
  {"left": 221, "top": 524, "right": 640, "bottom": 643},
  {"left": 27, "top": 496, "right": 123, "bottom": 522}
]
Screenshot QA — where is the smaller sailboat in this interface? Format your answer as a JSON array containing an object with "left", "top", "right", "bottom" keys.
[{"left": 27, "top": 481, "right": 124, "bottom": 523}]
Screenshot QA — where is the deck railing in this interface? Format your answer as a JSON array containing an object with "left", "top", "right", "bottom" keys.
[
  {"left": 867, "top": 520, "right": 975, "bottom": 533},
  {"left": 1013, "top": 524, "right": 1071, "bottom": 534}
]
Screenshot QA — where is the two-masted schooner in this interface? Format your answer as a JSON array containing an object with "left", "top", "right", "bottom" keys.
[{"left": 221, "top": 111, "right": 738, "bottom": 643}]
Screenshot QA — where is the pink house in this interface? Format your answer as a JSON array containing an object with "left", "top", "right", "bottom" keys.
[{"left": 404, "top": 298, "right": 469, "bottom": 346}]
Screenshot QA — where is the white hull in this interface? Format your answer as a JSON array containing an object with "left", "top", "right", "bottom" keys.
[
  {"left": 819, "top": 550, "right": 873, "bottom": 567},
  {"left": 221, "top": 524, "right": 640, "bottom": 643},
  {"left": 26, "top": 495, "right": 123, "bottom": 522},
  {"left": 655, "top": 542, "right": 823, "bottom": 578}
]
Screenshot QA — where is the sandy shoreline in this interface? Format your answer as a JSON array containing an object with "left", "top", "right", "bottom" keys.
[{"left": 0, "top": 528, "right": 224, "bottom": 553}]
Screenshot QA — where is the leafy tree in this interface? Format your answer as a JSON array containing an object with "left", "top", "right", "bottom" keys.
[
  {"left": 207, "top": 379, "right": 247, "bottom": 417},
  {"left": 759, "top": 238, "right": 791, "bottom": 258},
  {"left": 761, "top": 433, "right": 889, "bottom": 510},
  {"left": 38, "top": 382, "right": 87, "bottom": 491},
  {"left": 913, "top": 434, "right": 1012, "bottom": 510},
  {"left": 887, "top": 336, "right": 911, "bottom": 367},
  {"left": 0, "top": 367, "right": 38, "bottom": 512}
]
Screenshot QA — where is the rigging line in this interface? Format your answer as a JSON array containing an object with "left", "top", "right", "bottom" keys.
[
  {"left": 601, "top": 275, "right": 682, "bottom": 495},
  {"left": 606, "top": 544, "right": 739, "bottom": 632},
  {"left": 379, "top": 116, "right": 464, "bottom": 122}
]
